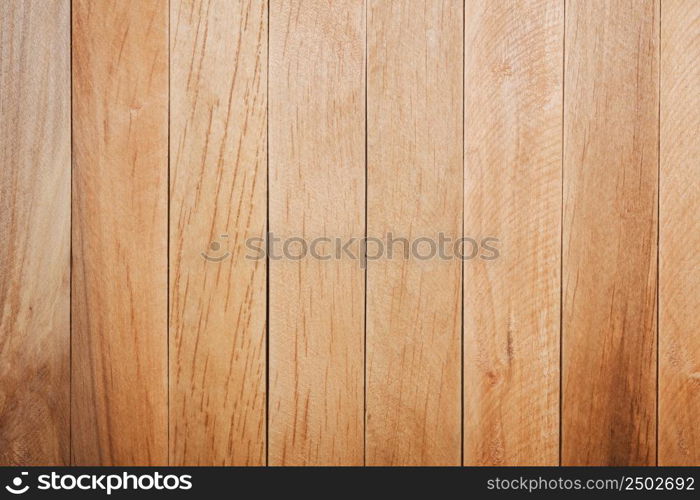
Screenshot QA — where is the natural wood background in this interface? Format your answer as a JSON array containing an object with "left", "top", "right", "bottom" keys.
[{"left": 0, "top": 0, "right": 697, "bottom": 466}]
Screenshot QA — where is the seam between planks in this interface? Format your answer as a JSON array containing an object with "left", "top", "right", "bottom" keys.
[
  {"left": 167, "top": 0, "right": 171, "bottom": 467},
  {"left": 559, "top": 0, "right": 566, "bottom": 468},
  {"left": 460, "top": 0, "right": 465, "bottom": 467},
  {"left": 656, "top": 0, "right": 661, "bottom": 467},
  {"left": 265, "top": 0, "right": 270, "bottom": 468},
  {"left": 363, "top": 0, "right": 368, "bottom": 468},
  {"left": 69, "top": 0, "right": 74, "bottom": 467}
]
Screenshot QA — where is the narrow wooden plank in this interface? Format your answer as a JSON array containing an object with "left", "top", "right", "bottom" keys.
[
  {"left": 563, "top": 0, "right": 658, "bottom": 465},
  {"left": 169, "top": 0, "right": 267, "bottom": 465},
  {"left": 463, "top": 0, "right": 562, "bottom": 466},
  {"left": 268, "top": 0, "right": 365, "bottom": 465},
  {"left": 72, "top": 0, "right": 168, "bottom": 465},
  {"left": 659, "top": 0, "right": 700, "bottom": 466},
  {"left": 0, "top": 0, "right": 70, "bottom": 466},
  {"left": 366, "top": 0, "right": 462, "bottom": 466}
]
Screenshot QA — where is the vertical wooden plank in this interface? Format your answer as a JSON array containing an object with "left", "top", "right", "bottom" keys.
[
  {"left": 72, "top": 0, "right": 168, "bottom": 465},
  {"left": 659, "top": 0, "right": 700, "bottom": 466},
  {"left": 268, "top": 0, "right": 365, "bottom": 465},
  {"left": 366, "top": 0, "right": 462, "bottom": 465},
  {"left": 563, "top": 0, "right": 658, "bottom": 465},
  {"left": 169, "top": 0, "right": 267, "bottom": 465},
  {"left": 0, "top": 0, "right": 70, "bottom": 465},
  {"left": 463, "top": 0, "right": 562, "bottom": 466}
]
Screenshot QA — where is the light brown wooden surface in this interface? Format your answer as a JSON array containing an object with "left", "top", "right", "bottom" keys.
[
  {"left": 659, "top": 0, "right": 700, "bottom": 466},
  {"left": 169, "top": 0, "right": 267, "bottom": 466},
  {"left": 0, "top": 0, "right": 70, "bottom": 466},
  {"left": 562, "top": 0, "right": 659, "bottom": 465},
  {"left": 366, "top": 0, "right": 462, "bottom": 466},
  {"left": 4, "top": 0, "right": 700, "bottom": 467},
  {"left": 463, "top": 0, "right": 562, "bottom": 466},
  {"left": 72, "top": 0, "right": 169, "bottom": 465},
  {"left": 268, "top": 0, "right": 365, "bottom": 465}
]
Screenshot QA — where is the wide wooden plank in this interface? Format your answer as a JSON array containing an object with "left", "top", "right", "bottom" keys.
[
  {"left": 366, "top": 0, "right": 462, "bottom": 466},
  {"left": 72, "top": 0, "right": 168, "bottom": 465},
  {"left": 562, "top": 0, "right": 658, "bottom": 465},
  {"left": 0, "top": 0, "right": 70, "bottom": 466},
  {"left": 659, "top": 0, "right": 700, "bottom": 466},
  {"left": 268, "top": 0, "right": 365, "bottom": 465},
  {"left": 169, "top": 0, "right": 267, "bottom": 466},
  {"left": 463, "top": 0, "right": 562, "bottom": 466}
]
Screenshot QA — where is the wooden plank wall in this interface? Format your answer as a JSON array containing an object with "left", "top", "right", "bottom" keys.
[
  {"left": 0, "top": 0, "right": 71, "bottom": 465},
  {"left": 0, "top": 0, "right": 698, "bottom": 466}
]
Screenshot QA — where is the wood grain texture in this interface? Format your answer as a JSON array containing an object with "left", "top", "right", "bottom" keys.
[
  {"left": 562, "top": 0, "right": 659, "bottom": 465},
  {"left": 659, "top": 0, "right": 700, "bottom": 466},
  {"left": 0, "top": 0, "right": 70, "bottom": 466},
  {"left": 169, "top": 0, "right": 267, "bottom": 466},
  {"left": 72, "top": 0, "right": 168, "bottom": 465},
  {"left": 366, "top": 0, "right": 462, "bottom": 466},
  {"left": 268, "top": 0, "right": 365, "bottom": 465},
  {"left": 463, "top": 0, "right": 562, "bottom": 466}
]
